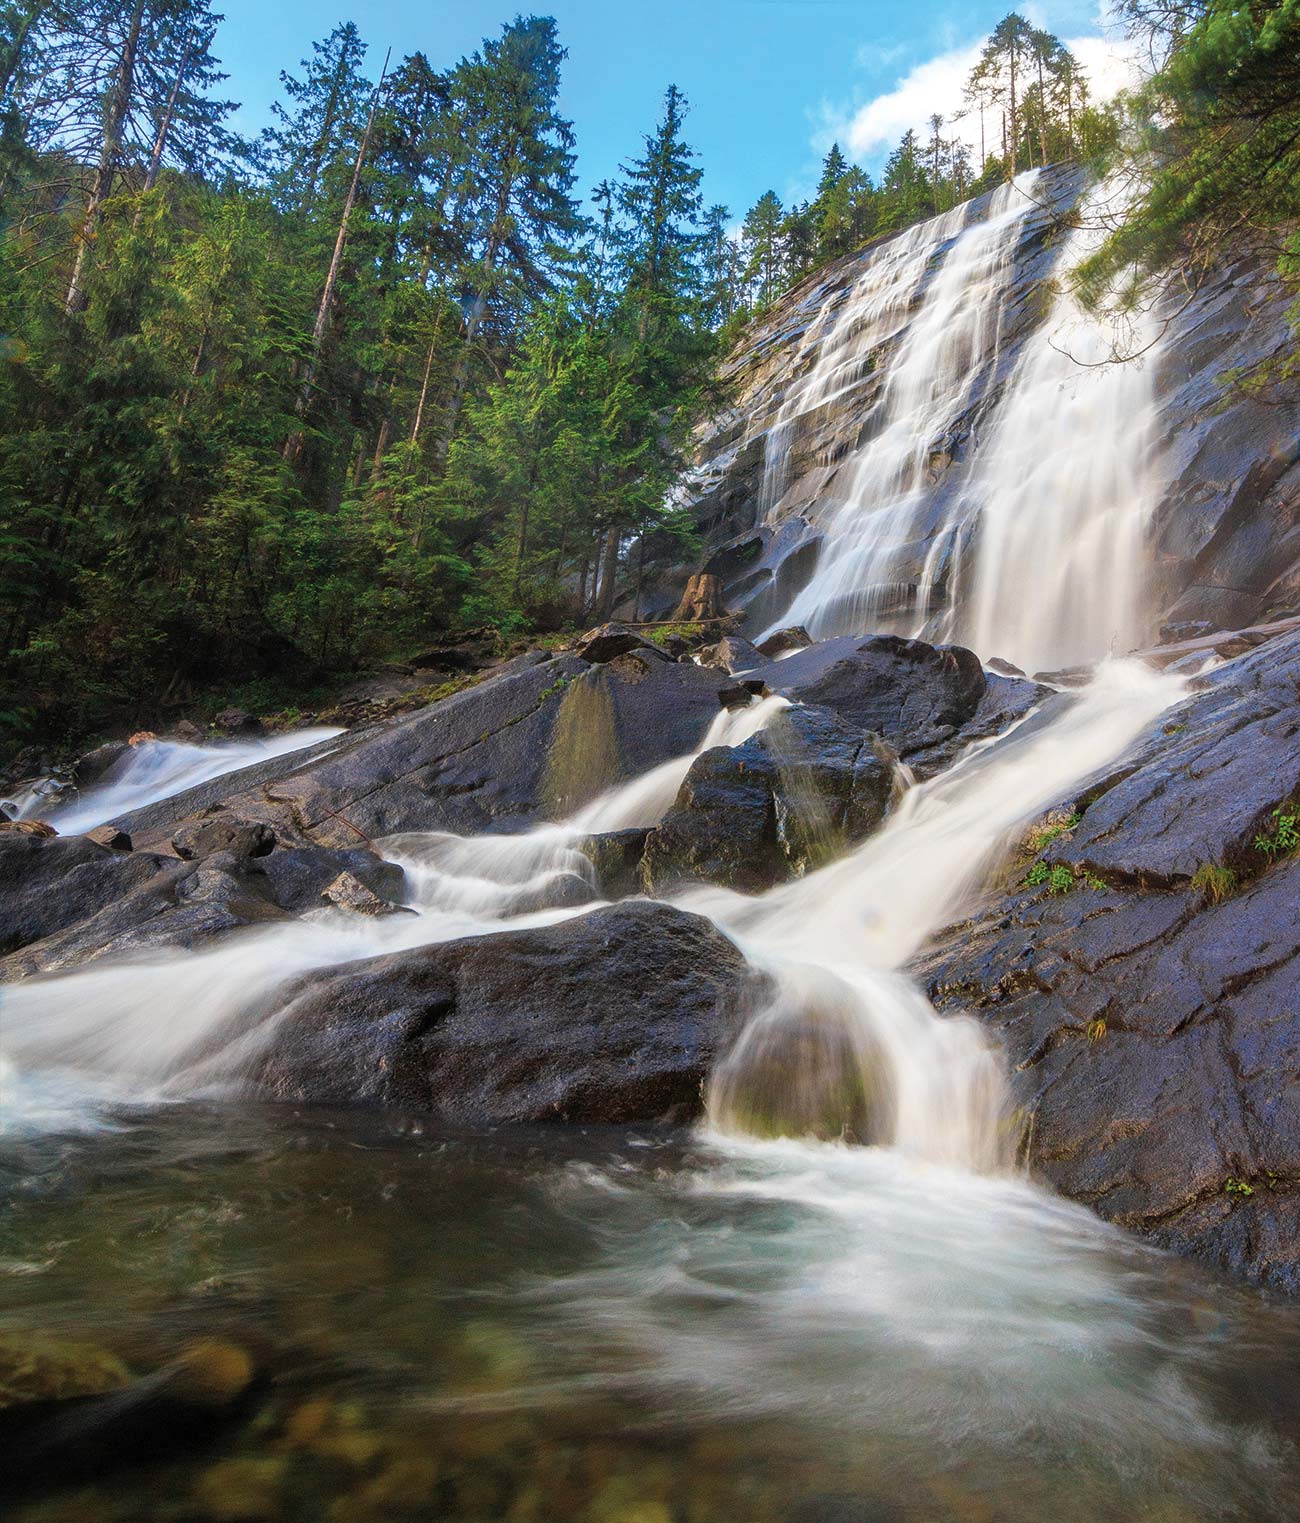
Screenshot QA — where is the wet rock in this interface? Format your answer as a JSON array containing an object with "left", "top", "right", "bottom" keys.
[
  {"left": 755, "top": 625, "right": 812, "bottom": 659},
  {"left": 250, "top": 901, "right": 762, "bottom": 1123},
  {"left": 0, "top": 1338, "right": 258, "bottom": 1496},
  {"left": 1050, "top": 632, "right": 1300, "bottom": 884},
  {"left": 575, "top": 829, "right": 651, "bottom": 898},
  {"left": 641, "top": 704, "right": 894, "bottom": 895},
  {"left": 501, "top": 871, "right": 599, "bottom": 916},
  {"left": 207, "top": 653, "right": 742, "bottom": 846},
  {"left": 913, "top": 631, "right": 1300, "bottom": 1293},
  {"left": 171, "top": 719, "right": 206, "bottom": 744},
  {"left": 85, "top": 824, "right": 132, "bottom": 851},
  {"left": 172, "top": 811, "right": 277, "bottom": 863},
  {"left": 320, "top": 871, "right": 414, "bottom": 917},
  {"left": 0, "top": 1334, "right": 131, "bottom": 1408},
  {"left": 0, "top": 816, "right": 56, "bottom": 836},
  {"left": 254, "top": 846, "right": 406, "bottom": 915},
  {"left": 213, "top": 707, "right": 264, "bottom": 737},
  {"left": 0, "top": 832, "right": 174, "bottom": 960}
]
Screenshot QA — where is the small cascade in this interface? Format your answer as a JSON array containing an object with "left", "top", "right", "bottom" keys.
[
  {"left": 0, "top": 696, "right": 790, "bottom": 1115},
  {"left": 760, "top": 174, "right": 1043, "bottom": 639}
]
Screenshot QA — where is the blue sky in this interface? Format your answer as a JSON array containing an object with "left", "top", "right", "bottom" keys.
[{"left": 215, "top": 0, "right": 1132, "bottom": 219}]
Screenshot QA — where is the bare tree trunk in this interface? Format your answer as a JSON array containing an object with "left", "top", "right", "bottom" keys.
[
  {"left": 284, "top": 53, "right": 389, "bottom": 459},
  {"left": 1008, "top": 51, "right": 1018, "bottom": 176},
  {"left": 66, "top": 0, "right": 145, "bottom": 313},
  {"left": 409, "top": 308, "right": 445, "bottom": 446},
  {"left": 1035, "top": 54, "right": 1049, "bottom": 168}
]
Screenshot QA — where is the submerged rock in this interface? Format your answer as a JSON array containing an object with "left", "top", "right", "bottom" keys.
[{"left": 250, "top": 901, "right": 762, "bottom": 1124}]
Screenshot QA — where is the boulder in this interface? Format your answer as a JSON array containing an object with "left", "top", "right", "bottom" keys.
[
  {"left": 641, "top": 703, "right": 895, "bottom": 895},
  {"left": 85, "top": 825, "right": 131, "bottom": 851},
  {"left": 746, "top": 635, "right": 989, "bottom": 776},
  {"left": 212, "top": 707, "right": 263, "bottom": 737},
  {"left": 171, "top": 812, "right": 277, "bottom": 863},
  {"left": 71, "top": 740, "right": 129, "bottom": 786},
  {"left": 170, "top": 719, "right": 205, "bottom": 744},
  {"left": 319, "top": 871, "right": 413, "bottom": 917},
  {"left": 202, "top": 653, "right": 743, "bottom": 846},
  {"left": 574, "top": 829, "right": 650, "bottom": 898},
  {"left": 697, "top": 636, "right": 764, "bottom": 673},
  {"left": 0, "top": 834, "right": 175, "bottom": 960},
  {"left": 755, "top": 625, "right": 812, "bottom": 659},
  {"left": 253, "top": 846, "right": 406, "bottom": 915},
  {"left": 573, "top": 623, "right": 658, "bottom": 663},
  {"left": 249, "top": 901, "right": 762, "bottom": 1124},
  {"left": 913, "top": 630, "right": 1300, "bottom": 1293}
]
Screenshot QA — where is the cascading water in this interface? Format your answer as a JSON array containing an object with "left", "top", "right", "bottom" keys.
[
  {"left": 758, "top": 173, "right": 1043, "bottom": 640},
  {"left": 751, "top": 176, "right": 1168, "bottom": 676},
  {"left": 948, "top": 186, "right": 1163, "bottom": 670}
]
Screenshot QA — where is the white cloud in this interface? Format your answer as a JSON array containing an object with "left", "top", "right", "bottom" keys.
[{"left": 818, "top": 21, "right": 1143, "bottom": 176}]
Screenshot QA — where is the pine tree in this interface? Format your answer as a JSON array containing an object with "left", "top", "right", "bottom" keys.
[{"left": 742, "top": 189, "right": 785, "bottom": 306}]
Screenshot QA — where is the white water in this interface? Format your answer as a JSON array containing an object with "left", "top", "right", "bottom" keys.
[
  {"left": 4, "top": 728, "right": 343, "bottom": 835},
  {"left": 0, "top": 666, "right": 1179, "bottom": 1169},
  {"left": 950, "top": 187, "right": 1162, "bottom": 669}
]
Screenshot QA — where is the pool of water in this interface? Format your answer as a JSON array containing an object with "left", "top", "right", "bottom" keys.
[{"left": 3, "top": 1104, "right": 1298, "bottom": 1522}]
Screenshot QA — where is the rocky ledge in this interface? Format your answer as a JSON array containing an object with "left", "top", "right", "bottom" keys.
[{"left": 915, "top": 627, "right": 1300, "bottom": 1293}]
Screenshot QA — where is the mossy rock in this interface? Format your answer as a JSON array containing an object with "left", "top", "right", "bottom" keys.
[{"left": 0, "top": 1333, "right": 131, "bottom": 1408}]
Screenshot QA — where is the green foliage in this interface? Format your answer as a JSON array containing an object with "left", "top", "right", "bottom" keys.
[
  {"left": 1224, "top": 1176, "right": 1255, "bottom": 1197},
  {"left": 1254, "top": 804, "right": 1300, "bottom": 860},
  {"left": 1024, "top": 810, "right": 1081, "bottom": 854},
  {"left": 1077, "top": 0, "right": 1300, "bottom": 359}
]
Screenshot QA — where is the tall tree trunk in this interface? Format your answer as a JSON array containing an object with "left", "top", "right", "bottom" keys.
[
  {"left": 409, "top": 308, "right": 445, "bottom": 447},
  {"left": 66, "top": 0, "right": 146, "bottom": 314},
  {"left": 1035, "top": 54, "right": 1049, "bottom": 168},
  {"left": 1007, "top": 50, "right": 1018, "bottom": 176},
  {"left": 132, "top": 28, "right": 195, "bottom": 230},
  {"left": 284, "top": 54, "right": 388, "bottom": 459},
  {"left": 597, "top": 528, "right": 620, "bottom": 619},
  {"left": 434, "top": 164, "right": 515, "bottom": 468}
]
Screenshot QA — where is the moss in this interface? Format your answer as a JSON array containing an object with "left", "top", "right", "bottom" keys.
[{"left": 1192, "top": 862, "right": 1238, "bottom": 904}]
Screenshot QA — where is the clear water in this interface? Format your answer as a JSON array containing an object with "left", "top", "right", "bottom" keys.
[{"left": 3, "top": 1109, "right": 1300, "bottom": 1522}]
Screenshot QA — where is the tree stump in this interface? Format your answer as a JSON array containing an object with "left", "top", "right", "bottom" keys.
[{"left": 672, "top": 572, "right": 724, "bottom": 622}]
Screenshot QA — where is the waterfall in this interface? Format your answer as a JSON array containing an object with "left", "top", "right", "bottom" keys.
[
  {"left": 757, "top": 173, "right": 1043, "bottom": 640},
  {"left": 950, "top": 187, "right": 1163, "bottom": 670},
  {"left": 750, "top": 176, "right": 1166, "bottom": 675},
  {"left": 691, "top": 659, "right": 1178, "bottom": 1165}
]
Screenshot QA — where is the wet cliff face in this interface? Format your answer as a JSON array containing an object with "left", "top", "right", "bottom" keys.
[{"left": 672, "top": 164, "right": 1300, "bottom": 662}]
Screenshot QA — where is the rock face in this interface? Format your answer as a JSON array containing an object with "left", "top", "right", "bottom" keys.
[
  {"left": 251, "top": 902, "right": 762, "bottom": 1124},
  {"left": 913, "top": 630, "right": 1300, "bottom": 1293},
  {"left": 665, "top": 163, "right": 1300, "bottom": 642}
]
